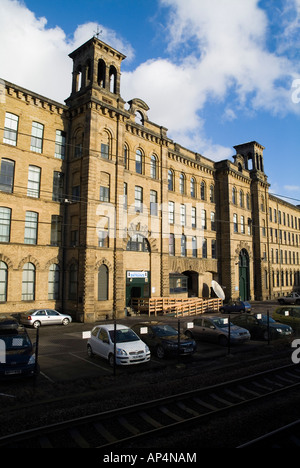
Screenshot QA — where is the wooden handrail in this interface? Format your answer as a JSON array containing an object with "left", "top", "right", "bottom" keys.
[{"left": 130, "top": 297, "right": 222, "bottom": 316}]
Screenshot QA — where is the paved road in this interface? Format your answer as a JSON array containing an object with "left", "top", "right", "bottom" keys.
[{"left": 22, "top": 302, "right": 281, "bottom": 383}]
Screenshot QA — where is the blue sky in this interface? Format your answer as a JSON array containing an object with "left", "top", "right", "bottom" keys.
[{"left": 0, "top": 0, "right": 300, "bottom": 205}]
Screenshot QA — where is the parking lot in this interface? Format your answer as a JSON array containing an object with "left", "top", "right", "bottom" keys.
[{"left": 14, "top": 301, "right": 287, "bottom": 383}]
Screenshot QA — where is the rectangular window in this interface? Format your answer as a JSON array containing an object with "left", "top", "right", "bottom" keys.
[
  {"left": 27, "top": 166, "right": 41, "bottom": 198},
  {"left": 135, "top": 186, "right": 143, "bottom": 212},
  {"left": 233, "top": 213, "right": 238, "bottom": 232},
  {"left": 169, "top": 233, "right": 175, "bottom": 256},
  {"left": 180, "top": 204, "right": 186, "bottom": 226},
  {"left": 191, "top": 207, "right": 196, "bottom": 228},
  {"left": 98, "top": 217, "right": 109, "bottom": 248},
  {"left": 211, "top": 211, "right": 216, "bottom": 231},
  {"left": 241, "top": 215, "right": 245, "bottom": 234},
  {"left": 55, "top": 130, "right": 66, "bottom": 159},
  {"left": 202, "top": 238, "right": 207, "bottom": 258},
  {"left": 169, "top": 274, "right": 188, "bottom": 294},
  {"left": 201, "top": 209, "right": 207, "bottom": 230},
  {"left": 123, "top": 182, "right": 127, "bottom": 210},
  {"left": 52, "top": 171, "right": 64, "bottom": 202},
  {"left": 30, "top": 122, "right": 44, "bottom": 153},
  {"left": 192, "top": 236, "right": 197, "bottom": 258},
  {"left": 101, "top": 143, "right": 109, "bottom": 159},
  {"left": 24, "top": 211, "right": 38, "bottom": 244},
  {"left": 0, "top": 159, "right": 14, "bottom": 193},
  {"left": 3, "top": 112, "right": 18, "bottom": 146},
  {"left": 100, "top": 186, "right": 110, "bottom": 202},
  {"left": 50, "top": 215, "right": 62, "bottom": 246},
  {"left": 212, "top": 239, "right": 217, "bottom": 259},
  {"left": 181, "top": 235, "right": 186, "bottom": 256},
  {"left": 150, "top": 190, "right": 158, "bottom": 216},
  {"left": 72, "top": 186, "right": 80, "bottom": 202},
  {"left": 168, "top": 201, "right": 174, "bottom": 224},
  {"left": 0, "top": 207, "right": 11, "bottom": 242}
]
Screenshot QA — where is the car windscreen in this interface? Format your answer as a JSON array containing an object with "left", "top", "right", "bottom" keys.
[
  {"left": 109, "top": 329, "right": 139, "bottom": 343},
  {"left": 151, "top": 325, "right": 178, "bottom": 336},
  {"left": 211, "top": 318, "right": 232, "bottom": 328},
  {"left": 256, "top": 315, "right": 275, "bottom": 323},
  {"left": 0, "top": 332, "right": 32, "bottom": 350}
]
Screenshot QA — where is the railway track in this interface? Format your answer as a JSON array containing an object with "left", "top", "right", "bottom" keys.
[
  {"left": 0, "top": 363, "right": 299, "bottom": 448},
  {"left": 238, "top": 419, "right": 300, "bottom": 448}
]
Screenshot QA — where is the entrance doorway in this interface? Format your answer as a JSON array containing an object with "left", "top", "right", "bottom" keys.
[
  {"left": 239, "top": 249, "right": 250, "bottom": 301},
  {"left": 182, "top": 271, "right": 199, "bottom": 297},
  {"left": 125, "top": 271, "right": 150, "bottom": 307}
]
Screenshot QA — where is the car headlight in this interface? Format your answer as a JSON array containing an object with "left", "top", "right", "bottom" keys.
[
  {"left": 28, "top": 354, "right": 36, "bottom": 365},
  {"left": 116, "top": 348, "right": 127, "bottom": 356},
  {"left": 276, "top": 328, "right": 283, "bottom": 333}
]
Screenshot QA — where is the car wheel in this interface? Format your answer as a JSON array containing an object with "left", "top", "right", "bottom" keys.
[
  {"left": 296, "top": 300, "right": 300, "bottom": 305},
  {"left": 278, "top": 299, "right": 285, "bottom": 305},
  {"left": 108, "top": 353, "right": 115, "bottom": 367},
  {"left": 219, "top": 335, "right": 228, "bottom": 346},
  {"left": 87, "top": 344, "right": 94, "bottom": 358},
  {"left": 62, "top": 318, "right": 70, "bottom": 326},
  {"left": 33, "top": 320, "right": 41, "bottom": 328},
  {"left": 185, "top": 330, "right": 194, "bottom": 339},
  {"left": 263, "top": 330, "right": 269, "bottom": 341},
  {"left": 156, "top": 345, "right": 165, "bottom": 359},
  {"left": 220, "top": 308, "right": 225, "bottom": 314}
]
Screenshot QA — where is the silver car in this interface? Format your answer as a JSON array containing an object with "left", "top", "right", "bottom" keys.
[
  {"left": 184, "top": 316, "right": 251, "bottom": 346},
  {"left": 20, "top": 309, "right": 72, "bottom": 328}
]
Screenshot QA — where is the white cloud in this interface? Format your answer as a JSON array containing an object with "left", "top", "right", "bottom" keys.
[
  {"left": 1, "top": 0, "right": 300, "bottom": 161},
  {"left": 0, "top": 0, "right": 134, "bottom": 103}
]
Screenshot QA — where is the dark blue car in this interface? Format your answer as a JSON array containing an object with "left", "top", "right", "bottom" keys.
[{"left": 219, "top": 301, "right": 251, "bottom": 314}]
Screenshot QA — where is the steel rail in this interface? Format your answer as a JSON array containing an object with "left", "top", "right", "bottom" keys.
[{"left": 0, "top": 363, "right": 299, "bottom": 448}]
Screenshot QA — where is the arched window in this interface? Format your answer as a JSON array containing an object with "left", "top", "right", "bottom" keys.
[
  {"left": 210, "top": 185, "right": 214, "bottom": 203},
  {"left": 135, "top": 149, "right": 143, "bottom": 174},
  {"left": 200, "top": 181, "right": 205, "bottom": 200},
  {"left": 48, "top": 264, "right": 60, "bottom": 300},
  {"left": 98, "top": 264, "right": 108, "bottom": 301},
  {"left": 179, "top": 173, "right": 185, "bottom": 194},
  {"left": 68, "top": 264, "right": 77, "bottom": 300},
  {"left": 0, "top": 261, "right": 8, "bottom": 302},
  {"left": 98, "top": 59, "right": 106, "bottom": 88},
  {"left": 135, "top": 111, "right": 144, "bottom": 125},
  {"left": 168, "top": 169, "right": 174, "bottom": 191},
  {"left": 126, "top": 234, "right": 150, "bottom": 252},
  {"left": 150, "top": 154, "right": 158, "bottom": 179},
  {"left": 123, "top": 144, "right": 129, "bottom": 168},
  {"left": 239, "top": 190, "right": 244, "bottom": 207},
  {"left": 190, "top": 178, "right": 196, "bottom": 198},
  {"left": 22, "top": 262, "right": 35, "bottom": 301},
  {"left": 101, "top": 131, "right": 111, "bottom": 159},
  {"left": 232, "top": 187, "right": 237, "bottom": 204},
  {"left": 109, "top": 65, "right": 117, "bottom": 93}
]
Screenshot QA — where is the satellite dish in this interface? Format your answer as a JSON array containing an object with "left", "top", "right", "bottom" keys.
[{"left": 211, "top": 281, "right": 225, "bottom": 300}]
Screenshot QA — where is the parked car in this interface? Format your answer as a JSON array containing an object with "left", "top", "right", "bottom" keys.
[
  {"left": 272, "top": 306, "right": 300, "bottom": 331},
  {"left": 87, "top": 324, "right": 150, "bottom": 366},
  {"left": 230, "top": 313, "right": 293, "bottom": 340},
  {"left": 131, "top": 321, "right": 197, "bottom": 359},
  {"left": 183, "top": 316, "right": 250, "bottom": 346},
  {"left": 0, "top": 316, "right": 38, "bottom": 377},
  {"left": 277, "top": 292, "right": 300, "bottom": 305},
  {"left": 219, "top": 301, "right": 251, "bottom": 314},
  {"left": 20, "top": 309, "right": 72, "bottom": 328}
]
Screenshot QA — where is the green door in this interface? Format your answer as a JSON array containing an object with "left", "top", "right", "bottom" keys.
[
  {"left": 239, "top": 250, "right": 250, "bottom": 301},
  {"left": 126, "top": 271, "right": 150, "bottom": 307}
]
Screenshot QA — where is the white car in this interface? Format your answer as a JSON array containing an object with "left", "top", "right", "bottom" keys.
[{"left": 87, "top": 324, "right": 151, "bottom": 366}]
